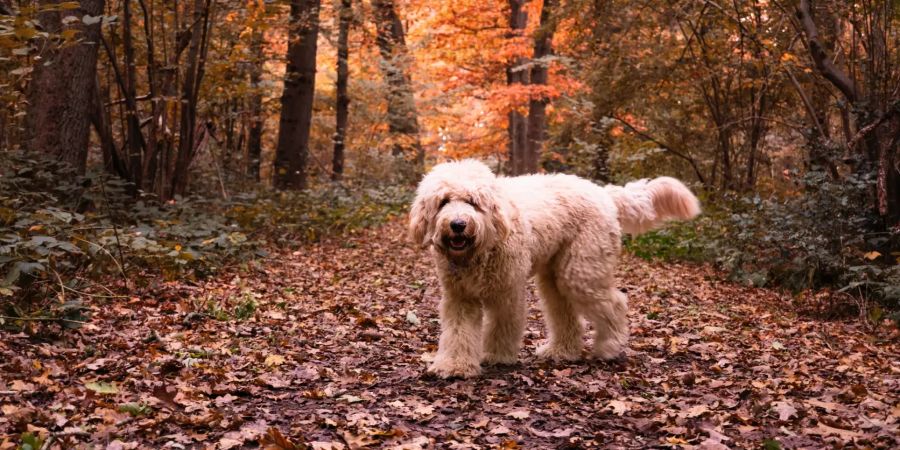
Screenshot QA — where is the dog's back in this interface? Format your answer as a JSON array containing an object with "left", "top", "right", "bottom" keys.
[{"left": 496, "top": 173, "right": 621, "bottom": 267}]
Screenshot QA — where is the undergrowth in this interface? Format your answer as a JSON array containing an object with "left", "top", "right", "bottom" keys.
[
  {"left": 625, "top": 171, "right": 900, "bottom": 324},
  {"left": 0, "top": 152, "right": 411, "bottom": 330}
]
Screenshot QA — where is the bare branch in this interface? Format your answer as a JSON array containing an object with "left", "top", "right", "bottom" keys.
[
  {"left": 795, "top": 0, "right": 858, "bottom": 103},
  {"left": 609, "top": 114, "right": 707, "bottom": 185}
]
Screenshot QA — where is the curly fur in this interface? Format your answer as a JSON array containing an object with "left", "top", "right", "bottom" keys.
[{"left": 410, "top": 160, "right": 700, "bottom": 378}]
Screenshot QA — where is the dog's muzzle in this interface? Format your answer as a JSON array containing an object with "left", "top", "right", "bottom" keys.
[
  {"left": 447, "top": 234, "right": 472, "bottom": 251},
  {"left": 443, "top": 223, "right": 474, "bottom": 254}
]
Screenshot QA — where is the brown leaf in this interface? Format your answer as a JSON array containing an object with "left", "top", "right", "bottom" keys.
[
  {"left": 259, "top": 427, "right": 304, "bottom": 450},
  {"left": 152, "top": 385, "right": 179, "bottom": 410},
  {"left": 506, "top": 409, "right": 529, "bottom": 420},
  {"left": 803, "top": 423, "right": 862, "bottom": 441},
  {"left": 606, "top": 400, "right": 630, "bottom": 416},
  {"left": 771, "top": 401, "right": 798, "bottom": 421}
]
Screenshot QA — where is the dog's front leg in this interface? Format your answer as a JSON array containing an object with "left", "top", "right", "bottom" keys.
[
  {"left": 428, "top": 295, "right": 482, "bottom": 378},
  {"left": 482, "top": 288, "right": 525, "bottom": 365}
]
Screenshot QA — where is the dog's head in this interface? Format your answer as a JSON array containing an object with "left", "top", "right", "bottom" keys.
[{"left": 408, "top": 160, "right": 513, "bottom": 263}]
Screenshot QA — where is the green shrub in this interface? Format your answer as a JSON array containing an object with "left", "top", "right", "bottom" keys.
[
  {"left": 225, "top": 184, "right": 412, "bottom": 244},
  {"left": 624, "top": 215, "right": 717, "bottom": 262},
  {"left": 626, "top": 169, "right": 899, "bottom": 319},
  {"left": 0, "top": 151, "right": 412, "bottom": 327}
]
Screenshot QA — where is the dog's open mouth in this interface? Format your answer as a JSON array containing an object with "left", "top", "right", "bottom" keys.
[{"left": 446, "top": 235, "right": 472, "bottom": 252}]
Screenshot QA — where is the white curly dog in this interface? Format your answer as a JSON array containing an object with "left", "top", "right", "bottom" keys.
[{"left": 409, "top": 160, "right": 701, "bottom": 378}]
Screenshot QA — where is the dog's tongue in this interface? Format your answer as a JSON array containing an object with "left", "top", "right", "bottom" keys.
[{"left": 450, "top": 237, "right": 467, "bottom": 249}]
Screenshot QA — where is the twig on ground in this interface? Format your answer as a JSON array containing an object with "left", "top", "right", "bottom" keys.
[
  {"left": 39, "top": 428, "right": 93, "bottom": 450},
  {"left": 0, "top": 315, "right": 88, "bottom": 325}
]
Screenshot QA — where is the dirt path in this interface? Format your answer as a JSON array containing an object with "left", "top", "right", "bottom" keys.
[{"left": 1, "top": 221, "right": 898, "bottom": 449}]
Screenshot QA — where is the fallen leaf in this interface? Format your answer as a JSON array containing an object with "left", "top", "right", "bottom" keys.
[
  {"left": 679, "top": 404, "right": 710, "bottom": 418},
  {"left": 506, "top": 409, "right": 529, "bottom": 420},
  {"left": 803, "top": 423, "right": 862, "bottom": 441},
  {"left": 471, "top": 417, "right": 490, "bottom": 428},
  {"left": 339, "top": 394, "right": 364, "bottom": 403},
  {"left": 771, "top": 401, "right": 798, "bottom": 421},
  {"left": 84, "top": 381, "right": 119, "bottom": 394},
  {"left": 489, "top": 425, "right": 511, "bottom": 435},
  {"left": 863, "top": 251, "right": 881, "bottom": 260},
  {"left": 606, "top": 400, "right": 630, "bottom": 416},
  {"left": 265, "top": 354, "right": 286, "bottom": 367},
  {"left": 218, "top": 434, "right": 244, "bottom": 450},
  {"left": 413, "top": 404, "right": 434, "bottom": 418},
  {"left": 10, "top": 380, "right": 34, "bottom": 392},
  {"left": 260, "top": 427, "right": 303, "bottom": 450}
]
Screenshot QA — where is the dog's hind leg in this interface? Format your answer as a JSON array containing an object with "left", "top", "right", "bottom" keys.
[
  {"left": 535, "top": 273, "right": 583, "bottom": 361},
  {"left": 555, "top": 234, "right": 629, "bottom": 361},
  {"left": 581, "top": 287, "right": 629, "bottom": 360},
  {"left": 428, "top": 294, "right": 483, "bottom": 378},
  {"left": 482, "top": 287, "right": 526, "bottom": 365}
]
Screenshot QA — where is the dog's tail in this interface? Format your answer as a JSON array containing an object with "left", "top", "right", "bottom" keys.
[{"left": 605, "top": 177, "right": 701, "bottom": 235}]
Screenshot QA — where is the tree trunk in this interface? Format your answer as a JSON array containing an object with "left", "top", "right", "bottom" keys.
[
  {"left": 332, "top": 0, "right": 352, "bottom": 181},
  {"left": 524, "top": 0, "right": 556, "bottom": 174},
  {"left": 273, "top": 0, "right": 320, "bottom": 190},
  {"left": 171, "top": 0, "right": 212, "bottom": 197},
  {"left": 224, "top": 98, "right": 237, "bottom": 174},
  {"left": 592, "top": 145, "right": 610, "bottom": 182},
  {"left": 246, "top": 95, "right": 264, "bottom": 183},
  {"left": 246, "top": 40, "right": 265, "bottom": 182},
  {"left": 875, "top": 117, "right": 900, "bottom": 225},
  {"left": 91, "top": 74, "right": 128, "bottom": 178},
  {"left": 121, "top": 0, "right": 146, "bottom": 189},
  {"left": 372, "top": 0, "right": 423, "bottom": 174},
  {"left": 796, "top": 0, "right": 899, "bottom": 226},
  {"left": 506, "top": 0, "right": 527, "bottom": 175},
  {"left": 744, "top": 87, "right": 768, "bottom": 190},
  {"left": 718, "top": 131, "right": 734, "bottom": 190},
  {"left": 25, "top": 0, "right": 105, "bottom": 174},
  {"left": 135, "top": 0, "right": 160, "bottom": 193}
]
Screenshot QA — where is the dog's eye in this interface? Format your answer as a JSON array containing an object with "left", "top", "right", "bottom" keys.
[
  {"left": 466, "top": 198, "right": 478, "bottom": 208},
  {"left": 439, "top": 198, "right": 450, "bottom": 208}
]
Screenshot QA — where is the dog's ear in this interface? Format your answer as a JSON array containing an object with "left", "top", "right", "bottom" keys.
[
  {"left": 475, "top": 185, "right": 513, "bottom": 240},
  {"left": 408, "top": 191, "right": 437, "bottom": 248}
]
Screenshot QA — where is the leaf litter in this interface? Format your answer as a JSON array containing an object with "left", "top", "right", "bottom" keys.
[{"left": 1, "top": 220, "right": 898, "bottom": 448}]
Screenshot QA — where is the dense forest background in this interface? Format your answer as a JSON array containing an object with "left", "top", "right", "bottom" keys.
[
  {"left": 1, "top": 0, "right": 899, "bottom": 321},
  {"left": 1, "top": 1, "right": 900, "bottom": 448}
]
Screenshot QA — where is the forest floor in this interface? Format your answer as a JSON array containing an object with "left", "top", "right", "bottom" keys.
[{"left": 1, "top": 220, "right": 899, "bottom": 449}]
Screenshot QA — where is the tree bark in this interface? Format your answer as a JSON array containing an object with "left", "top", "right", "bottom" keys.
[
  {"left": 372, "top": 0, "right": 423, "bottom": 173},
  {"left": 121, "top": 0, "right": 146, "bottom": 189},
  {"left": 90, "top": 74, "right": 128, "bottom": 179},
  {"left": 592, "top": 145, "right": 610, "bottom": 183},
  {"left": 273, "top": 0, "right": 320, "bottom": 190},
  {"left": 744, "top": 80, "right": 768, "bottom": 190},
  {"left": 332, "top": 0, "right": 352, "bottom": 181},
  {"left": 246, "top": 25, "right": 265, "bottom": 183},
  {"left": 506, "top": 0, "right": 527, "bottom": 175},
  {"left": 524, "top": 0, "right": 556, "bottom": 174},
  {"left": 25, "top": 0, "right": 105, "bottom": 174},
  {"left": 136, "top": 0, "right": 160, "bottom": 192},
  {"left": 796, "top": 0, "right": 857, "bottom": 103},
  {"left": 171, "top": 0, "right": 212, "bottom": 197},
  {"left": 875, "top": 116, "right": 900, "bottom": 225},
  {"left": 796, "top": 0, "right": 899, "bottom": 225}
]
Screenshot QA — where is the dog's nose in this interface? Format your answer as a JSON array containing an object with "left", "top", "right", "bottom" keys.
[{"left": 450, "top": 219, "right": 467, "bottom": 233}]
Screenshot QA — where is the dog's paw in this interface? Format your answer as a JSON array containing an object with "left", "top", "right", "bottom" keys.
[
  {"left": 428, "top": 357, "right": 481, "bottom": 378},
  {"left": 593, "top": 339, "right": 624, "bottom": 361},
  {"left": 481, "top": 351, "right": 518, "bottom": 366},
  {"left": 536, "top": 342, "right": 582, "bottom": 361}
]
